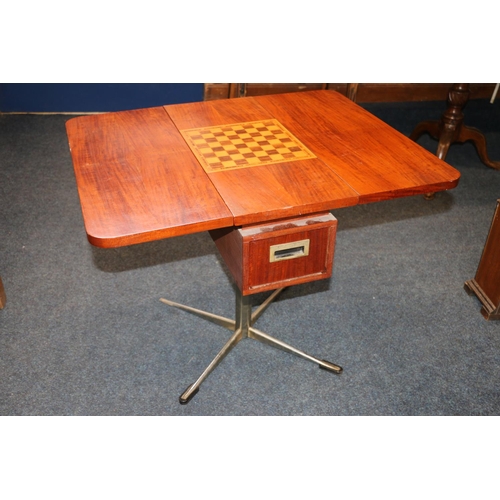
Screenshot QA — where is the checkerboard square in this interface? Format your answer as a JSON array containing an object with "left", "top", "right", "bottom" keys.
[{"left": 181, "top": 119, "right": 316, "bottom": 172}]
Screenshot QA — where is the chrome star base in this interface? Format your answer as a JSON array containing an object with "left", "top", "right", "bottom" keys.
[{"left": 160, "top": 287, "right": 342, "bottom": 404}]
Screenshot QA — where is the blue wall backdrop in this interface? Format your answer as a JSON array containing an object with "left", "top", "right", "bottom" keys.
[{"left": 0, "top": 84, "right": 205, "bottom": 112}]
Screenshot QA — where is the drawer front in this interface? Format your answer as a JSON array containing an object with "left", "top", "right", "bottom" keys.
[{"left": 243, "top": 214, "right": 337, "bottom": 293}]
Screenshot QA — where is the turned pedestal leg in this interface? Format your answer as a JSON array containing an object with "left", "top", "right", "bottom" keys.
[{"left": 411, "top": 84, "right": 500, "bottom": 198}]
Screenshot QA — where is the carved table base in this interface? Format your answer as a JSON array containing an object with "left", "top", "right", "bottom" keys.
[{"left": 411, "top": 83, "right": 500, "bottom": 170}]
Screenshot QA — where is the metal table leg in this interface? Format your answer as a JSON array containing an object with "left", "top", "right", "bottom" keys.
[{"left": 161, "top": 287, "right": 342, "bottom": 404}]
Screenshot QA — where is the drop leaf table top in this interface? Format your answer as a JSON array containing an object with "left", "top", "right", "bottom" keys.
[{"left": 66, "top": 90, "right": 460, "bottom": 248}]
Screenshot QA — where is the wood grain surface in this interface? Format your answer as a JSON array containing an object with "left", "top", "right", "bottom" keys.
[
  {"left": 166, "top": 96, "right": 360, "bottom": 226},
  {"left": 66, "top": 107, "right": 233, "bottom": 247},
  {"left": 66, "top": 91, "right": 461, "bottom": 248},
  {"left": 210, "top": 213, "right": 336, "bottom": 294},
  {"left": 252, "top": 91, "right": 461, "bottom": 203}
]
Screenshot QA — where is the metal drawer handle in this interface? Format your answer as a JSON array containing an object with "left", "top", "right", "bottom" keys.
[{"left": 269, "top": 239, "right": 310, "bottom": 262}]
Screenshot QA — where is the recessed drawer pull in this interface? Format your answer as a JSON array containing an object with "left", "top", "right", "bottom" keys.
[{"left": 270, "top": 239, "right": 310, "bottom": 262}]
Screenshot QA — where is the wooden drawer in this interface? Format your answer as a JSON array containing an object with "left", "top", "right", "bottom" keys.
[{"left": 211, "top": 212, "right": 337, "bottom": 295}]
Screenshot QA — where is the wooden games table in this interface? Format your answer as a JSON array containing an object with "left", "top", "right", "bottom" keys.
[{"left": 66, "top": 90, "right": 460, "bottom": 404}]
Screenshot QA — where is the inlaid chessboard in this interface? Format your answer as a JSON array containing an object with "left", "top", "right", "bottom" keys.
[{"left": 180, "top": 119, "right": 316, "bottom": 173}]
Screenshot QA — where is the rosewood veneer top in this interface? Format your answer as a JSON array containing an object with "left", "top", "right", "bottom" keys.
[{"left": 66, "top": 90, "right": 460, "bottom": 248}]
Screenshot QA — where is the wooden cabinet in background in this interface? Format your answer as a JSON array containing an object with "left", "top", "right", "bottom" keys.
[
  {"left": 465, "top": 199, "right": 500, "bottom": 320},
  {"left": 204, "top": 83, "right": 497, "bottom": 103},
  {"left": 0, "top": 276, "right": 6, "bottom": 309}
]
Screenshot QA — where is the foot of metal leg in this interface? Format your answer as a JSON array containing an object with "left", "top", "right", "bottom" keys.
[
  {"left": 179, "top": 384, "right": 199, "bottom": 404},
  {"left": 319, "top": 359, "right": 343, "bottom": 374}
]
